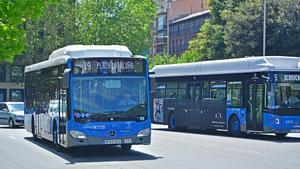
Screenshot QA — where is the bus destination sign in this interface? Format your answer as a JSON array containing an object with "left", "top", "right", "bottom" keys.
[
  {"left": 274, "top": 73, "right": 300, "bottom": 82},
  {"left": 73, "top": 58, "right": 144, "bottom": 75}
]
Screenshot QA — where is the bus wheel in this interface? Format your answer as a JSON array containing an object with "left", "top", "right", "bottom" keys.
[
  {"left": 275, "top": 133, "right": 287, "bottom": 138},
  {"left": 53, "top": 124, "right": 62, "bottom": 152},
  {"left": 8, "top": 118, "right": 15, "bottom": 128},
  {"left": 229, "top": 116, "right": 241, "bottom": 136},
  {"left": 121, "top": 144, "right": 132, "bottom": 151},
  {"left": 32, "top": 117, "right": 38, "bottom": 141},
  {"left": 168, "top": 113, "right": 177, "bottom": 130}
]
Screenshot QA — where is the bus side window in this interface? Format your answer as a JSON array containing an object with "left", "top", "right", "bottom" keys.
[
  {"left": 155, "top": 83, "right": 166, "bottom": 98},
  {"left": 227, "top": 81, "right": 243, "bottom": 107},
  {"left": 166, "top": 82, "right": 178, "bottom": 99},
  {"left": 195, "top": 84, "right": 202, "bottom": 102},
  {"left": 178, "top": 82, "right": 187, "bottom": 99},
  {"left": 187, "top": 84, "right": 194, "bottom": 99},
  {"left": 203, "top": 81, "right": 211, "bottom": 99}
]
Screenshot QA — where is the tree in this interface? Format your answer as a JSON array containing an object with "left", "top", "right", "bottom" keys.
[
  {"left": 0, "top": 0, "right": 55, "bottom": 62},
  {"left": 21, "top": 0, "right": 76, "bottom": 65},
  {"left": 181, "top": 0, "right": 245, "bottom": 62},
  {"left": 224, "top": 0, "right": 300, "bottom": 57},
  {"left": 76, "top": 0, "right": 156, "bottom": 55},
  {"left": 20, "top": 0, "right": 156, "bottom": 65}
]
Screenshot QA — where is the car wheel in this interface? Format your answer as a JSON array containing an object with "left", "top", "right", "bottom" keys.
[{"left": 8, "top": 118, "right": 15, "bottom": 128}]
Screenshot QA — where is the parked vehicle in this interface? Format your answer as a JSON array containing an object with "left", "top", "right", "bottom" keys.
[{"left": 0, "top": 102, "right": 24, "bottom": 128}]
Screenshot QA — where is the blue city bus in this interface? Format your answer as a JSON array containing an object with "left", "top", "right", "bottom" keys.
[
  {"left": 24, "top": 45, "right": 151, "bottom": 150},
  {"left": 150, "top": 56, "right": 300, "bottom": 137}
]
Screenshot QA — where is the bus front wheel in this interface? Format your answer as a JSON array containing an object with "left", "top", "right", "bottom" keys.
[
  {"left": 168, "top": 113, "right": 177, "bottom": 130},
  {"left": 121, "top": 144, "right": 132, "bottom": 151},
  {"left": 229, "top": 116, "right": 241, "bottom": 136},
  {"left": 275, "top": 133, "right": 287, "bottom": 138}
]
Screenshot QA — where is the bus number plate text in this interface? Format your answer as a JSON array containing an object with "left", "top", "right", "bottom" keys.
[{"left": 104, "top": 139, "right": 122, "bottom": 144}]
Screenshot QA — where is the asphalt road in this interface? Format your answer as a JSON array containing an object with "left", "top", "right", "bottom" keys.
[{"left": 1, "top": 124, "right": 300, "bottom": 169}]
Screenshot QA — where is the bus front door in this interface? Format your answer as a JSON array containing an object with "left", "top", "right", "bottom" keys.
[
  {"left": 58, "top": 86, "right": 67, "bottom": 146},
  {"left": 246, "top": 81, "right": 264, "bottom": 131}
]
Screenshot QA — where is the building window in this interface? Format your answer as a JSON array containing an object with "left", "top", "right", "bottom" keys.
[
  {"left": 157, "top": 15, "right": 165, "bottom": 31},
  {"left": 9, "top": 89, "right": 24, "bottom": 102},
  {"left": 0, "top": 65, "right": 6, "bottom": 82},
  {"left": 10, "top": 65, "right": 24, "bottom": 82},
  {"left": 0, "top": 89, "right": 6, "bottom": 102}
]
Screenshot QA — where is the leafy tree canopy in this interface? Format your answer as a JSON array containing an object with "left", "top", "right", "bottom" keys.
[
  {"left": 19, "top": 0, "right": 156, "bottom": 65},
  {"left": 0, "top": 0, "right": 56, "bottom": 62},
  {"left": 224, "top": 0, "right": 300, "bottom": 57}
]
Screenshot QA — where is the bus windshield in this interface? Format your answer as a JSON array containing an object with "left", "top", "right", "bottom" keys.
[
  {"left": 274, "top": 83, "right": 300, "bottom": 108},
  {"left": 73, "top": 76, "right": 147, "bottom": 122}
]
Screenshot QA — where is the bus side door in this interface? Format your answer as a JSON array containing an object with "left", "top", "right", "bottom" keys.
[
  {"left": 188, "top": 83, "right": 202, "bottom": 129},
  {"left": 246, "top": 80, "right": 265, "bottom": 131}
]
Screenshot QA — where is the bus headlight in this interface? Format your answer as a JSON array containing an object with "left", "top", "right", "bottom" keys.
[
  {"left": 137, "top": 128, "right": 150, "bottom": 137},
  {"left": 70, "top": 130, "right": 87, "bottom": 139}
]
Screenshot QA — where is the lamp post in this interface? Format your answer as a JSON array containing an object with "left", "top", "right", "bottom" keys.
[
  {"left": 166, "top": 0, "right": 170, "bottom": 56},
  {"left": 263, "top": 0, "right": 267, "bottom": 56}
]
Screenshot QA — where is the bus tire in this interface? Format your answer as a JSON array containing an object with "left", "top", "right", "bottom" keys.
[
  {"left": 8, "top": 118, "right": 15, "bottom": 128},
  {"left": 168, "top": 113, "right": 177, "bottom": 130},
  {"left": 121, "top": 144, "right": 132, "bottom": 151},
  {"left": 32, "top": 117, "right": 38, "bottom": 141},
  {"left": 275, "top": 133, "right": 287, "bottom": 138},
  {"left": 229, "top": 115, "right": 241, "bottom": 136},
  {"left": 53, "top": 122, "right": 62, "bottom": 152}
]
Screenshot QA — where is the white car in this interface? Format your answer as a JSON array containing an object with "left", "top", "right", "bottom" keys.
[{"left": 0, "top": 102, "right": 24, "bottom": 128}]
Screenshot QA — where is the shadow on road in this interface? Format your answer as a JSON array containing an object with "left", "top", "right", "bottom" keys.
[
  {"left": 24, "top": 137, "right": 161, "bottom": 165},
  {"left": 152, "top": 127, "right": 300, "bottom": 143}
]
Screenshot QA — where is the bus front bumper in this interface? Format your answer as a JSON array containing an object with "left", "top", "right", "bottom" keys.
[
  {"left": 264, "top": 113, "right": 300, "bottom": 133},
  {"left": 66, "top": 134, "right": 151, "bottom": 147}
]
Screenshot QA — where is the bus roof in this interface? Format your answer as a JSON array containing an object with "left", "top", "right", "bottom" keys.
[
  {"left": 25, "top": 45, "right": 133, "bottom": 73},
  {"left": 150, "top": 56, "right": 300, "bottom": 78}
]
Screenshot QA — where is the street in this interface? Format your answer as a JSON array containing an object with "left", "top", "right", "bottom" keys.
[{"left": 1, "top": 124, "right": 300, "bottom": 169}]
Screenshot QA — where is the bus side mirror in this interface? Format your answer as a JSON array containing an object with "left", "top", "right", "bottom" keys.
[{"left": 62, "top": 68, "right": 71, "bottom": 89}]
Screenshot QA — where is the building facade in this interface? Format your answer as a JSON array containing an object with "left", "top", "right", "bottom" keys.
[
  {"left": 151, "top": 0, "right": 207, "bottom": 56},
  {"left": 0, "top": 64, "right": 24, "bottom": 102},
  {"left": 169, "top": 10, "right": 210, "bottom": 56}
]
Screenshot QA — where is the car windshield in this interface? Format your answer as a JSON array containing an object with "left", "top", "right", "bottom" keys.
[
  {"left": 274, "top": 83, "right": 300, "bottom": 108},
  {"left": 7, "top": 103, "right": 24, "bottom": 112},
  {"left": 73, "top": 76, "right": 147, "bottom": 120}
]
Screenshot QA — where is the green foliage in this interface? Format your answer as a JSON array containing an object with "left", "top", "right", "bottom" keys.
[
  {"left": 22, "top": 0, "right": 76, "bottom": 65},
  {"left": 20, "top": 0, "right": 156, "bottom": 65},
  {"left": 147, "top": 54, "right": 180, "bottom": 69},
  {"left": 224, "top": 0, "right": 300, "bottom": 57},
  {"left": 180, "top": 0, "right": 245, "bottom": 63},
  {"left": 0, "top": 0, "right": 56, "bottom": 62},
  {"left": 76, "top": 0, "right": 156, "bottom": 55},
  {"left": 181, "top": 20, "right": 225, "bottom": 62}
]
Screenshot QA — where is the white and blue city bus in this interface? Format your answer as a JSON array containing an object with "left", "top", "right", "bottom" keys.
[
  {"left": 150, "top": 56, "right": 300, "bottom": 137},
  {"left": 24, "top": 45, "right": 151, "bottom": 150}
]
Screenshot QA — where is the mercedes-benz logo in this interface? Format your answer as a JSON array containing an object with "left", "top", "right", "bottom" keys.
[{"left": 109, "top": 130, "right": 116, "bottom": 137}]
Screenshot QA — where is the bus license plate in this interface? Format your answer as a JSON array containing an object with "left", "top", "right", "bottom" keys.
[{"left": 104, "top": 139, "right": 122, "bottom": 144}]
